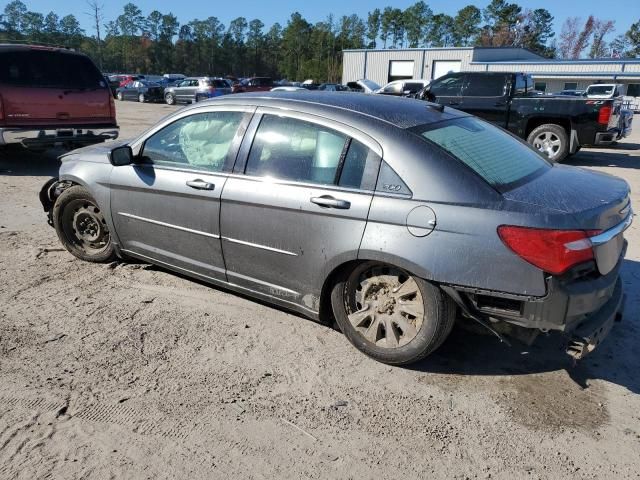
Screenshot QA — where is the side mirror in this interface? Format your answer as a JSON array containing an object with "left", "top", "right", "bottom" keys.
[{"left": 109, "top": 145, "right": 133, "bottom": 166}]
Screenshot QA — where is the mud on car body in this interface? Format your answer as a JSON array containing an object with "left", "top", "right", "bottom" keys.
[{"left": 40, "top": 92, "right": 632, "bottom": 365}]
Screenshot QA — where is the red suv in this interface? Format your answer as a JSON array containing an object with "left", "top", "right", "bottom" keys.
[
  {"left": 0, "top": 45, "right": 118, "bottom": 149},
  {"left": 231, "top": 77, "right": 274, "bottom": 93}
]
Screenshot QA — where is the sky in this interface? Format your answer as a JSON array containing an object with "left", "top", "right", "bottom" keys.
[{"left": 16, "top": 0, "right": 640, "bottom": 41}]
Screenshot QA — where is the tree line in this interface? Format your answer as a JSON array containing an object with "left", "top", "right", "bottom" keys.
[{"left": 1, "top": 0, "right": 639, "bottom": 82}]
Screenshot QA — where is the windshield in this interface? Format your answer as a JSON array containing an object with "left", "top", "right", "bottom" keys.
[
  {"left": 360, "top": 79, "right": 381, "bottom": 91},
  {"left": 410, "top": 117, "right": 550, "bottom": 191},
  {"left": 587, "top": 86, "right": 614, "bottom": 95}
]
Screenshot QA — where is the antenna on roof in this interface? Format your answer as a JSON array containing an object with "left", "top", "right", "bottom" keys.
[{"left": 426, "top": 103, "right": 445, "bottom": 113}]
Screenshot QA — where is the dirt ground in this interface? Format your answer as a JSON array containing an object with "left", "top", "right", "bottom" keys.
[{"left": 1, "top": 101, "right": 639, "bottom": 480}]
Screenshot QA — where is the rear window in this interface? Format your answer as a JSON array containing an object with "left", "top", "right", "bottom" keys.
[
  {"left": 0, "top": 50, "right": 105, "bottom": 89},
  {"left": 411, "top": 117, "right": 550, "bottom": 191}
]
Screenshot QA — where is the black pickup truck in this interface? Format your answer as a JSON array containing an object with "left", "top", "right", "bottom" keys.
[{"left": 416, "top": 72, "right": 627, "bottom": 162}]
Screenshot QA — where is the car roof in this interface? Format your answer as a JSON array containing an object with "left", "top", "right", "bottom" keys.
[{"left": 191, "top": 91, "right": 466, "bottom": 130}]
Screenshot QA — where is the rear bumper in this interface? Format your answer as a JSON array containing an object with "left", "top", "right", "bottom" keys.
[
  {"left": 0, "top": 125, "right": 119, "bottom": 148},
  {"left": 593, "top": 128, "right": 622, "bottom": 145}
]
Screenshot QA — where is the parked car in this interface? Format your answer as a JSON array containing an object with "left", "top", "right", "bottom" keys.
[
  {"left": 232, "top": 77, "right": 274, "bottom": 93},
  {"left": 116, "top": 80, "right": 165, "bottom": 103},
  {"left": 271, "top": 86, "right": 307, "bottom": 92},
  {"left": 416, "top": 72, "right": 630, "bottom": 162},
  {"left": 110, "top": 74, "right": 144, "bottom": 87},
  {"left": 557, "top": 89, "right": 585, "bottom": 96},
  {"left": 376, "top": 79, "right": 430, "bottom": 97},
  {"left": 105, "top": 75, "right": 121, "bottom": 98},
  {"left": 317, "top": 83, "right": 350, "bottom": 92},
  {"left": 0, "top": 44, "right": 118, "bottom": 150},
  {"left": 584, "top": 84, "right": 623, "bottom": 99},
  {"left": 39, "top": 92, "right": 631, "bottom": 365},
  {"left": 345, "top": 79, "right": 380, "bottom": 93},
  {"left": 164, "top": 77, "right": 232, "bottom": 105}
]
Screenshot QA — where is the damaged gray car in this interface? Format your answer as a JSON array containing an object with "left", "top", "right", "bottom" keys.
[{"left": 40, "top": 92, "right": 632, "bottom": 365}]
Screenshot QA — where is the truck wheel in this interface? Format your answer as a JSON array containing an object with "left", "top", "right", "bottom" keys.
[
  {"left": 330, "top": 262, "right": 456, "bottom": 365},
  {"left": 527, "top": 124, "right": 568, "bottom": 162},
  {"left": 52, "top": 185, "right": 116, "bottom": 263},
  {"left": 165, "top": 93, "right": 176, "bottom": 105}
]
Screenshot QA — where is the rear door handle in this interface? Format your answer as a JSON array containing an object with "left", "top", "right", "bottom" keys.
[
  {"left": 311, "top": 195, "right": 351, "bottom": 209},
  {"left": 186, "top": 179, "right": 215, "bottom": 190},
  {"left": 448, "top": 101, "right": 460, "bottom": 106}
]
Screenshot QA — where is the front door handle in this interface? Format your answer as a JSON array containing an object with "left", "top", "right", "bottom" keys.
[
  {"left": 186, "top": 179, "right": 215, "bottom": 190},
  {"left": 311, "top": 195, "right": 351, "bottom": 209},
  {"left": 448, "top": 101, "right": 460, "bottom": 106}
]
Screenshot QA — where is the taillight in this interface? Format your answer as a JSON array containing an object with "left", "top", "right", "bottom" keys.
[
  {"left": 0, "top": 94, "right": 4, "bottom": 121},
  {"left": 498, "top": 226, "right": 601, "bottom": 275},
  {"left": 598, "top": 105, "right": 612, "bottom": 125},
  {"left": 207, "top": 86, "right": 216, "bottom": 94}
]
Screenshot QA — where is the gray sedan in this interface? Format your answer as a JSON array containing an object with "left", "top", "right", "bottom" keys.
[{"left": 40, "top": 92, "right": 632, "bottom": 365}]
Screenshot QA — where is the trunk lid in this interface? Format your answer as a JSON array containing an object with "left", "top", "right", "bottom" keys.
[{"left": 503, "top": 165, "right": 631, "bottom": 275}]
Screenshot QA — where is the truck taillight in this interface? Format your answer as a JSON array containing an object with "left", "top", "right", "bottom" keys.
[
  {"left": 109, "top": 93, "right": 115, "bottom": 119},
  {"left": 0, "top": 94, "right": 4, "bottom": 121},
  {"left": 498, "top": 226, "right": 601, "bottom": 275},
  {"left": 598, "top": 105, "right": 612, "bottom": 125}
]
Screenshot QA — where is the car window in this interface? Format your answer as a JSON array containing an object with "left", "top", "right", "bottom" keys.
[
  {"left": 463, "top": 74, "right": 507, "bottom": 97},
  {"left": 383, "top": 82, "right": 402, "bottom": 94},
  {"left": 0, "top": 50, "right": 105, "bottom": 89},
  {"left": 338, "top": 139, "right": 379, "bottom": 189},
  {"left": 246, "top": 115, "right": 378, "bottom": 189},
  {"left": 141, "top": 112, "right": 245, "bottom": 172},
  {"left": 213, "top": 79, "right": 229, "bottom": 88},
  {"left": 246, "top": 115, "right": 348, "bottom": 185},
  {"left": 404, "top": 82, "right": 425, "bottom": 93},
  {"left": 429, "top": 75, "right": 463, "bottom": 96},
  {"left": 411, "top": 117, "right": 550, "bottom": 191}
]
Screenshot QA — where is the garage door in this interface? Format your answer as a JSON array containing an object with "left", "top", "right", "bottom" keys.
[{"left": 432, "top": 60, "right": 461, "bottom": 80}]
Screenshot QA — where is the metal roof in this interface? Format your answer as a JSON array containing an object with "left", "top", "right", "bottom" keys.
[{"left": 200, "top": 91, "right": 466, "bottom": 129}]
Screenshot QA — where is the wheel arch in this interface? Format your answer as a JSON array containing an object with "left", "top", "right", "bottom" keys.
[
  {"left": 525, "top": 116, "right": 571, "bottom": 138},
  {"left": 318, "top": 253, "right": 438, "bottom": 324}
]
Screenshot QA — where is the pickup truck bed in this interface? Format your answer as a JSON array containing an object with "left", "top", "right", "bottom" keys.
[{"left": 416, "top": 72, "right": 630, "bottom": 162}]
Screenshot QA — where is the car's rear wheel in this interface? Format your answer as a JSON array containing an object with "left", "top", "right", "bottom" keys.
[
  {"left": 52, "top": 185, "right": 116, "bottom": 263},
  {"left": 527, "top": 124, "right": 568, "bottom": 162},
  {"left": 330, "top": 262, "right": 455, "bottom": 365},
  {"left": 165, "top": 93, "right": 176, "bottom": 105},
  {"left": 138, "top": 93, "right": 145, "bottom": 103},
  {"left": 116, "top": 92, "right": 123, "bottom": 101}
]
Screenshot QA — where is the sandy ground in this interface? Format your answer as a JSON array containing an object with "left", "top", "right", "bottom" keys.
[{"left": 1, "top": 101, "right": 639, "bottom": 480}]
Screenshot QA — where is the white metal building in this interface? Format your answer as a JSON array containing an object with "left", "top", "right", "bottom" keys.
[{"left": 342, "top": 47, "right": 640, "bottom": 100}]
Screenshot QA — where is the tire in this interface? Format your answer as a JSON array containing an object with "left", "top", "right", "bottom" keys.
[
  {"left": 52, "top": 185, "right": 116, "bottom": 263},
  {"left": 138, "top": 93, "right": 145, "bottom": 103},
  {"left": 165, "top": 93, "right": 176, "bottom": 105},
  {"left": 116, "top": 92, "right": 123, "bottom": 101},
  {"left": 330, "top": 262, "right": 456, "bottom": 365},
  {"left": 527, "top": 124, "right": 568, "bottom": 162}
]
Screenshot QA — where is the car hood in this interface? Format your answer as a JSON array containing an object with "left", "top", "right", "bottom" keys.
[
  {"left": 503, "top": 164, "right": 631, "bottom": 231},
  {"left": 59, "top": 139, "right": 130, "bottom": 164}
]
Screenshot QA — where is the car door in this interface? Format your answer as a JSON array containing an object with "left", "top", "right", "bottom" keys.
[
  {"left": 427, "top": 73, "right": 464, "bottom": 108},
  {"left": 174, "top": 80, "right": 193, "bottom": 101},
  {"left": 127, "top": 81, "right": 140, "bottom": 100},
  {"left": 109, "top": 106, "right": 254, "bottom": 282},
  {"left": 219, "top": 109, "right": 382, "bottom": 311},
  {"left": 459, "top": 73, "right": 510, "bottom": 127}
]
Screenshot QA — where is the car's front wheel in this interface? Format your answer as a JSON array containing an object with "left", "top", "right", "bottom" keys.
[
  {"left": 330, "top": 262, "right": 455, "bottom": 365},
  {"left": 116, "top": 92, "right": 123, "bottom": 101},
  {"left": 138, "top": 93, "right": 146, "bottom": 103},
  {"left": 52, "top": 185, "right": 116, "bottom": 263},
  {"left": 165, "top": 93, "right": 176, "bottom": 105}
]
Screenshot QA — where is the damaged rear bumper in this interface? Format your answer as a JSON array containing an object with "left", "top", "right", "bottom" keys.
[{"left": 447, "top": 244, "right": 627, "bottom": 359}]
